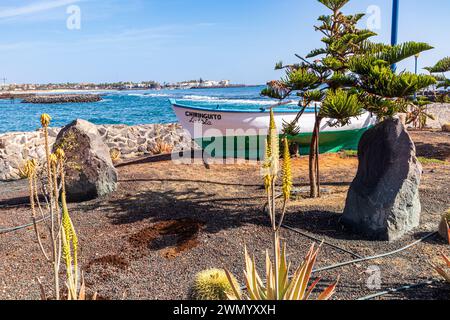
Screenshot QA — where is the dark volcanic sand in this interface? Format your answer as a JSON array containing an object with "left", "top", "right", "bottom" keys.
[{"left": 0, "top": 131, "right": 449, "bottom": 300}]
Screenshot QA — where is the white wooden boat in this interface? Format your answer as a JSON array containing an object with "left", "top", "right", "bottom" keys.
[{"left": 170, "top": 99, "right": 377, "bottom": 159}]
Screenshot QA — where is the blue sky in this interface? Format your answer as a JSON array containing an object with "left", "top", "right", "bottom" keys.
[{"left": 0, "top": 0, "right": 449, "bottom": 84}]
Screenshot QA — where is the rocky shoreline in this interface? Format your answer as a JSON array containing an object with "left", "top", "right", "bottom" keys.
[
  {"left": 0, "top": 123, "right": 196, "bottom": 181},
  {"left": 0, "top": 103, "right": 448, "bottom": 181},
  {"left": 21, "top": 94, "right": 102, "bottom": 104}
]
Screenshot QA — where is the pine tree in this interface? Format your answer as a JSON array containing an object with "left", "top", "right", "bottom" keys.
[
  {"left": 425, "top": 57, "right": 450, "bottom": 103},
  {"left": 262, "top": 0, "right": 436, "bottom": 198}
]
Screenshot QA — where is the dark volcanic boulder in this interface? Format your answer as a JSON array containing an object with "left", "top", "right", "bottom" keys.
[
  {"left": 55, "top": 119, "right": 117, "bottom": 202},
  {"left": 342, "top": 118, "right": 422, "bottom": 241}
]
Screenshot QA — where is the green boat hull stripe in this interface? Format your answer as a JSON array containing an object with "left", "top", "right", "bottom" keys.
[{"left": 195, "top": 127, "right": 369, "bottom": 160}]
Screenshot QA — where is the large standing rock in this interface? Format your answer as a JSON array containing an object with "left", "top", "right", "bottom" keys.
[
  {"left": 55, "top": 119, "right": 118, "bottom": 202},
  {"left": 342, "top": 118, "right": 422, "bottom": 241}
]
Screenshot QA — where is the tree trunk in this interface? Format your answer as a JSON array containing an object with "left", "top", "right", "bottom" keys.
[
  {"left": 309, "top": 117, "right": 322, "bottom": 198},
  {"left": 289, "top": 142, "right": 300, "bottom": 158},
  {"left": 315, "top": 117, "right": 321, "bottom": 198}
]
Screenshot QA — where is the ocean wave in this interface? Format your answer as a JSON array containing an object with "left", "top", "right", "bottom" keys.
[
  {"left": 128, "top": 93, "right": 172, "bottom": 98},
  {"left": 145, "top": 93, "right": 172, "bottom": 97}
]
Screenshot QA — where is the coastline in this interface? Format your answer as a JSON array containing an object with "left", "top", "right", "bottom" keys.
[
  {"left": 1, "top": 89, "right": 118, "bottom": 94},
  {"left": 0, "top": 85, "right": 265, "bottom": 95}
]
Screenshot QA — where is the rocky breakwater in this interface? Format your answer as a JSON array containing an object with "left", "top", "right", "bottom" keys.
[
  {"left": 0, "top": 93, "right": 37, "bottom": 100},
  {"left": 21, "top": 94, "right": 102, "bottom": 104},
  {"left": 0, "top": 123, "right": 197, "bottom": 181}
]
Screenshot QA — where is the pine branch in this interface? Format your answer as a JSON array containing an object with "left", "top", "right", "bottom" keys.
[{"left": 377, "top": 42, "right": 434, "bottom": 65}]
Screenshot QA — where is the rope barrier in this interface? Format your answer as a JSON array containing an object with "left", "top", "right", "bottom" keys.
[
  {"left": 357, "top": 280, "right": 439, "bottom": 300},
  {"left": 239, "top": 231, "right": 438, "bottom": 291},
  {"left": 312, "top": 232, "right": 437, "bottom": 274},
  {"left": 282, "top": 224, "right": 364, "bottom": 259},
  {"left": 0, "top": 216, "right": 50, "bottom": 235}
]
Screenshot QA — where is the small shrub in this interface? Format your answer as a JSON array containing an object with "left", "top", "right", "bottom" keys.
[
  {"left": 417, "top": 157, "right": 448, "bottom": 165},
  {"left": 110, "top": 148, "right": 121, "bottom": 164},
  {"left": 340, "top": 150, "right": 358, "bottom": 158},
  {"left": 150, "top": 139, "right": 173, "bottom": 155},
  {"left": 191, "top": 269, "right": 241, "bottom": 300}
]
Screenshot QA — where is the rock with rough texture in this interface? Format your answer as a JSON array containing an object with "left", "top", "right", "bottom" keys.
[
  {"left": 342, "top": 118, "right": 422, "bottom": 241},
  {"left": 55, "top": 119, "right": 118, "bottom": 202}
]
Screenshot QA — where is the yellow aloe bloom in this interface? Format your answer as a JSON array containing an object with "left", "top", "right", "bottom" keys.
[
  {"left": 268, "top": 109, "right": 279, "bottom": 177},
  {"left": 269, "top": 108, "right": 276, "bottom": 133},
  {"left": 40, "top": 114, "right": 52, "bottom": 127},
  {"left": 282, "top": 137, "right": 293, "bottom": 201},
  {"left": 61, "top": 190, "right": 79, "bottom": 299},
  {"left": 19, "top": 159, "right": 37, "bottom": 178},
  {"left": 49, "top": 153, "right": 58, "bottom": 166},
  {"left": 262, "top": 140, "right": 273, "bottom": 191},
  {"left": 55, "top": 148, "right": 66, "bottom": 161}
]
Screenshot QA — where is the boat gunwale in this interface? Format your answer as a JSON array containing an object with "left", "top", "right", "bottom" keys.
[{"left": 169, "top": 99, "right": 316, "bottom": 114}]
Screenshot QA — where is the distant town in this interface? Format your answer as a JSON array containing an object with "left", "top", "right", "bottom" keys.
[{"left": 0, "top": 79, "right": 255, "bottom": 92}]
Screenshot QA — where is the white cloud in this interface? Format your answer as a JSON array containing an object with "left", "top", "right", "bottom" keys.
[
  {"left": 78, "top": 23, "right": 216, "bottom": 45},
  {"left": 0, "top": 22, "right": 217, "bottom": 53},
  {"left": 0, "top": 0, "right": 81, "bottom": 19}
]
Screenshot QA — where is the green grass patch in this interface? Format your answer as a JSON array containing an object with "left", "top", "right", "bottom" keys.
[
  {"left": 417, "top": 157, "right": 448, "bottom": 165},
  {"left": 339, "top": 153, "right": 447, "bottom": 165},
  {"left": 340, "top": 150, "right": 358, "bottom": 158}
]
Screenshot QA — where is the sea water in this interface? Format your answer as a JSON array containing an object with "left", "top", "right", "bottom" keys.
[{"left": 0, "top": 86, "right": 300, "bottom": 133}]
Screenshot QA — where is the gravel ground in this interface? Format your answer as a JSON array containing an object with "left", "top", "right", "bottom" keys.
[{"left": 0, "top": 131, "right": 449, "bottom": 300}]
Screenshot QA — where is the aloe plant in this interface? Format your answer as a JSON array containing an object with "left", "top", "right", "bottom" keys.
[
  {"left": 432, "top": 254, "right": 450, "bottom": 284},
  {"left": 225, "top": 110, "right": 338, "bottom": 300},
  {"left": 226, "top": 242, "right": 337, "bottom": 300},
  {"left": 20, "top": 115, "right": 87, "bottom": 300}
]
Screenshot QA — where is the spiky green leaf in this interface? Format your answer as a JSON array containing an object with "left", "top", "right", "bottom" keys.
[
  {"left": 425, "top": 57, "right": 450, "bottom": 73},
  {"left": 320, "top": 89, "right": 363, "bottom": 126},
  {"left": 377, "top": 42, "right": 434, "bottom": 65}
]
